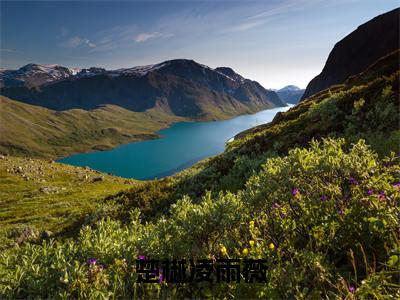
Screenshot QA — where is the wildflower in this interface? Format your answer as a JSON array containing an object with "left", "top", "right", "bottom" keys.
[
  {"left": 349, "top": 286, "right": 356, "bottom": 293},
  {"left": 292, "top": 188, "right": 299, "bottom": 196},
  {"left": 220, "top": 245, "right": 227, "bottom": 255},
  {"left": 249, "top": 221, "right": 255, "bottom": 228},
  {"left": 249, "top": 240, "right": 255, "bottom": 247},
  {"left": 394, "top": 182, "right": 400, "bottom": 188},
  {"left": 269, "top": 243, "right": 275, "bottom": 250},
  {"left": 138, "top": 255, "right": 145, "bottom": 260},
  {"left": 320, "top": 195, "right": 327, "bottom": 201},
  {"left": 337, "top": 208, "right": 344, "bottom": 215},
  {"left": 367, "top": 189, "right": 374, "bottom": 195},
  {"left": 378, "top": 192, "right": 385, "bottom": 201},
  {"left": 242, "top": 248, "right": 249, "bottom": 256},
  {"left": 159, "top": 274, "right": 164, "bottom": 283},
  {"left": 89, "top": 258, "right": 97, "bottom": 266},
  {"left": 272, "top": 202, "right": 280, "bottom": 209},
  {"left": 349, "top": 177, "right": 358, "bottom": 185}
]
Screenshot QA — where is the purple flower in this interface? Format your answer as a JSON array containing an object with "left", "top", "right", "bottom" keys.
[
  {"left": 394, "top": 182, "right": 400, "bottom": 188},
  {"left": 159, "top": 274, "right": 164, "bottom": 283},
  {"left": 337, "top": 208, "right": 344, "bottom": 215},
  {"left": 292, "top": 188, "right": 299, "bottom": 196},
  {"left": 367, "top": 189, "right": 374, "bottom": 195},
  {"left": 349, "top": 286, "right": 356, "bottom": 293},
  {"left": 378, "top": 192, "right": 386, "bottom": 201},
  {"left": 320, "top": 195, "right": 327, "bottom": 201},
  {"left": 138, "top": 255, "right": 145, "bottom": 260},
  {"left": 349, "top": 177, "right": 358, "bottom": 185},
  {"left": 272, "top": 202, "right": 280, "bottom": 209},
  {"left": 89, "top": 258, "right": 97, "bottom": 265}
]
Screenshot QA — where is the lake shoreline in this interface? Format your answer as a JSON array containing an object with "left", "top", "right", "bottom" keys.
[
  {"left": 58, "top": 105, "right": 292, "bottom": 179},
  {"left": 55, "top": 105, "right": 288, "bottom": 161}
]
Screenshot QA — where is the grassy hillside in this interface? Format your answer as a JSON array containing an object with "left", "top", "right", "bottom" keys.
[
  {"left": 0, "top": 155, "right": 136, "bottom": 250},
  {"left": 0, "top": 96, "right": 186, "bottom": 158},
  {"left": 0, "top": 53, "right": 399, "bottom": 298},
  {"left": 0, "top": 93, "right": 279, "bottom": 158}
]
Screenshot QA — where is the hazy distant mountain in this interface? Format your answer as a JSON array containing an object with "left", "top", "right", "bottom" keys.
[
  {"left": 301, "top": 8, "right": 400, "bottom": 100},
  {"left": 0, "top": 59, "right": 286, "bottom": 119},
  {"left": 276, "top": 85, "right": 304, "bottom": 104}
]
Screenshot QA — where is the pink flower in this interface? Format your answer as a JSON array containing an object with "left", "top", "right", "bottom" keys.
[
  {"left": 292, "top": 188, "right": 299, "bottom": 196},
  {"left": 349, "top": 286, "right": 356, "bottom": 293}
]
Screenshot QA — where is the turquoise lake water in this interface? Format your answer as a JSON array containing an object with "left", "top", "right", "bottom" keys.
[{"left": 58, "top": 106, "right": 291, "bottom": 179}]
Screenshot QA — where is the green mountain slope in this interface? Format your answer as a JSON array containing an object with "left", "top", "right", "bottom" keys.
[{"left": 0, "top": 155, "right": 136, "bottom": 250}]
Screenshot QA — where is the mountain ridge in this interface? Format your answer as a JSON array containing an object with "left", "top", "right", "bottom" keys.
[
  {"left": 301, "top": 7, "right": 400, "bottom": 100},
  {"left": 0, "top": 59, "right": 286, "bottom": 118}
]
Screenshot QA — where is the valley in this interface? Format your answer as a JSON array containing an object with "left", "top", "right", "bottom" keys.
[{"left": 0, "top": 5, "right": 399, "bottom": 299}]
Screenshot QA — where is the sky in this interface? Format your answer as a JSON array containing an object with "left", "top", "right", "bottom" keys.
[{"left": 0, "top": 0, "right": 398, "bottom": 89}]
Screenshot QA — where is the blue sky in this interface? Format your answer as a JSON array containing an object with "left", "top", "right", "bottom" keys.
[{"left": 1, "top": 0, "right": 398, "bottom": 88}]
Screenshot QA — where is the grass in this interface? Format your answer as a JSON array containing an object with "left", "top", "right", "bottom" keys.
[{"left": 0, "top": 155, "right": 137, "bottom": 249}]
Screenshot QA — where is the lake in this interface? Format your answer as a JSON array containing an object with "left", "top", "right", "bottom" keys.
[{"left": 58, "top": 105, "right": 292, "bottom": 179}]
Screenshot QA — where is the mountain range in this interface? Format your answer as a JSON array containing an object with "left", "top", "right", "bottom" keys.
[{"left": 0, "top": 59, "right": 285, "bottom": 118}]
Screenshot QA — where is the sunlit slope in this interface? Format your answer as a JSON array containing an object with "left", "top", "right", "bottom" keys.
[
  {"left": 0, "top": 96, "right": 185, "bottom": 158},
  {"left": 0, "top": 155, "right": 136, "bottom": 249}
]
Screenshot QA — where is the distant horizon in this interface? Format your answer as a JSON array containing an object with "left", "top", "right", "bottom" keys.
[{"left": 1, "top": 1, "right": 398, "bottom": 89}]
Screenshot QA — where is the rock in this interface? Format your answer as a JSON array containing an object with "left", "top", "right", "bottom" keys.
[
  {"left": 40, "top": 230, "right": 53, "bottom": 239},
  {"left": 15, "top": 227, "right": 39, "bottom": 244},
  {"left": 92, "top": 176, "right": 104, "bottom": 182},
  {"left": 39, "top": 186, "right": 59, "bottom": 194}
]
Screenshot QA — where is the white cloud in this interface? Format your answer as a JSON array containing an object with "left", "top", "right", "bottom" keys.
[
  {"left": 220, "top": 19, "right": 266, "bottom": 33},
  {"left": 60, "top": 36, "right": 96, "bottom": 48},
  {"left": 133, "top": 32, "right": 173, "bottom": 43}
]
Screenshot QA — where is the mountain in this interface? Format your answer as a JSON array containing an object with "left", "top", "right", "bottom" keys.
[
  {"left": 301, "top": 7, "right": 400, "bottom": 100},
  {"left": 0, "top": 59, "right": 286, "bottom": 118},
  {"left": 276, "top": 85, "right": 304, "bottom": 104},
  {"left": 0, "top": 64, "right": 73, "bottom": 88}
]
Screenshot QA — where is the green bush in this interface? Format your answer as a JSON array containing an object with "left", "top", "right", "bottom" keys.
[{"left": 1, "top": 138, "right": 399, "bottom": 298}]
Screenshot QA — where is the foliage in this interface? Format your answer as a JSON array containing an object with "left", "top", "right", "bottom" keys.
[{"left": 1, "top": 139, "right": 399, "bottom": 298}]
